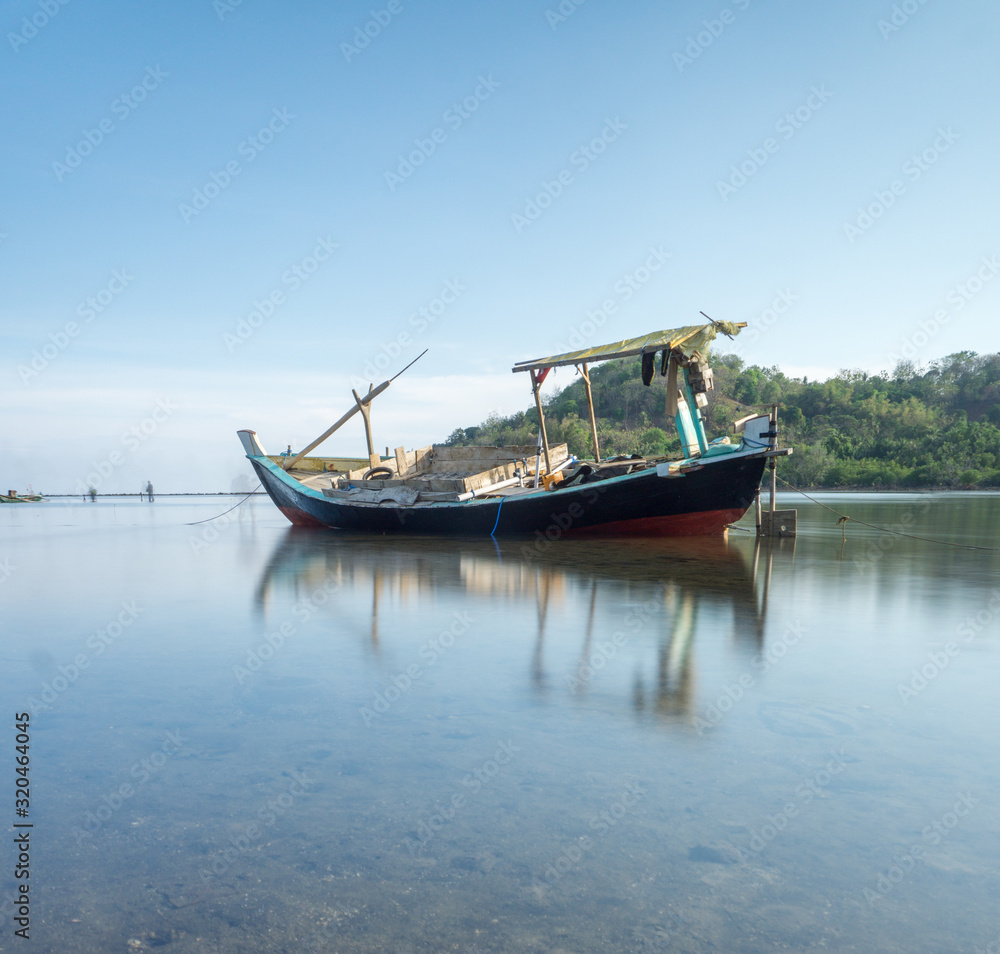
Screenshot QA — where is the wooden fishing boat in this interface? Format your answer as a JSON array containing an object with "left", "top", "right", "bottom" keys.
[
  {"left": 1, "top": 490, "right": 43, "bottom": 503},
  {"left": 237, "top": 321, "right": 790, "bottom": 536}
]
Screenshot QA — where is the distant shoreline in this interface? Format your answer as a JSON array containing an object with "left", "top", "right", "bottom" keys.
[{"left": 31, "top": 492, "right": 269, "bottom": 498}]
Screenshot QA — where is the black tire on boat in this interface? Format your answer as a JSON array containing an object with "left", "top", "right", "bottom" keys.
[{"left": 363, "top": 466, "right": 394, "bottom": 480}]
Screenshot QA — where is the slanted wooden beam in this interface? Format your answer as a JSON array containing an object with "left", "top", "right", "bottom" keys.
[
  {"left": 281, "top": 349, "right": 428, "bottom": 471},
  {"left": 283, "top": 380, "right": 390, "bottom": 470}
]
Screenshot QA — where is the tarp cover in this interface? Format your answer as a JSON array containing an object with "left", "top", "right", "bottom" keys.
[{"left": 511, "top": 321, "right": 745, "bottom": 373}]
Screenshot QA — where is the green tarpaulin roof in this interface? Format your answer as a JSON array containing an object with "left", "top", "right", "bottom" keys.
[{"left": 511, "top": 320, "right": 745, "bottom": 373}]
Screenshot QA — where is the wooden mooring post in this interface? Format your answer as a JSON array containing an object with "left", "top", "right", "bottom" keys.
[{"left": 758, "top": 404, "right": 797, "bottom": 538}]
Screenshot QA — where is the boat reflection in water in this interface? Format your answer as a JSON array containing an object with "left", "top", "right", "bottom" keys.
[{"left": 252, "top": 529, "right": 792, "bottom": 723}]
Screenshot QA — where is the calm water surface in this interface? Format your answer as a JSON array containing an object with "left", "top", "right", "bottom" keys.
[{"left": 2, "top": 493, "right": 999, "bottom": 953}]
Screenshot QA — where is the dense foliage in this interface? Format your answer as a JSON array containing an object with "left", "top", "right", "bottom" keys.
[{"left": 443, "top": 352, "right": 1000, "bottom": 489}]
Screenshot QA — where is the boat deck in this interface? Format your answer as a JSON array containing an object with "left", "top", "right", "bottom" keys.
[{"left": 278, "top": 443, "right": 670, "bottom": 505}]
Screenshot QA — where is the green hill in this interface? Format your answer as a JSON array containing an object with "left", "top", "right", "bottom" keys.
[{"left": 443, "top": 352, "right": 1000, "bottom": 489}]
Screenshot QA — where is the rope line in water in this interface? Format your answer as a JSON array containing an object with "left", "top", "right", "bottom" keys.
[
  {"left": 186, "top": 484, "right": 262, "bottom": 525},
  {"left": 774, "top": 474, "right": 1000, "bottom": 552}
]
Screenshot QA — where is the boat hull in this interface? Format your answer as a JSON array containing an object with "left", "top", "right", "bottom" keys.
[{"left": 247, "top": 453, "right": 767, "bottom": 537}]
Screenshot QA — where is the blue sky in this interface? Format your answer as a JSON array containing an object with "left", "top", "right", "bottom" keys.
[{"left": 3, "top": 0, "right": 999, "bottom": 492}]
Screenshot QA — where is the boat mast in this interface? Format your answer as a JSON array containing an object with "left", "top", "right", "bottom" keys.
[
  {"left": 352, "top": 387, "right": 380, "bottom": 470},
  {"left": 281, "top": 349, "right": 427, "bottom": 470},
  {"left": 529, "top": 369, "right": 553, "bottom": 476},
  {"left": 579, "top": 362, "right": 601, "bottom": 462}
]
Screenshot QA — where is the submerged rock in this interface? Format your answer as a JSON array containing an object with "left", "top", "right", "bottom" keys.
[{"left": 688, "top": 841, "right": 743, "bottom": 865}]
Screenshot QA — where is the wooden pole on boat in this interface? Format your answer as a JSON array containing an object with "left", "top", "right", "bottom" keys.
[
  {"left": 769, "top": 404, "right": 778, "bottom": 513},
  {"left": 530, "top": 369, "right": 552, "bottom": 478},
  {"left": 579, "top": 362, "right": 601, "bottom": 462},
  {"left": 353, "top": 387, "right": 381, "bottom": 469},
  {"left": 282, "top": 381, "right": 389, "bottom": 469},
  {"left": 282, "top": 349, "right": 427, "bottom": 470}
]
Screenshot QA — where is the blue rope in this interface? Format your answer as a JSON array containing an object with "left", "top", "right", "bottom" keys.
[{"left": 490, "top": 495, "right": 505, "bottom": 536}]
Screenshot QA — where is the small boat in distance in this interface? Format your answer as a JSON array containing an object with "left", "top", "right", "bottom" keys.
[
  {"left": 1, "top": 490, "right": 44, "bottom": 503},
  {"left": 237, "top": 321, "right": 790, "bottom": 536}
]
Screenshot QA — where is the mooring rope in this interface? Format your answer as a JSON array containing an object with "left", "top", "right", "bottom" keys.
[
  {"left": 186, "top": 484, "right": 262, "bottom": 525},
  {"left": 774, "top": 474, "right": 1000, "bottom": 552}
]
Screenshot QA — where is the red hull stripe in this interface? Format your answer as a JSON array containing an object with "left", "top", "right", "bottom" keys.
[
  {"left": 278, "top": 505, "right": 327, "bottom": 528},
  {"left": 277, "top": 501, "right": 747, "bottom": 536},
  {"left": 563, "top": 507, "right": 747, "bottom": 537}
]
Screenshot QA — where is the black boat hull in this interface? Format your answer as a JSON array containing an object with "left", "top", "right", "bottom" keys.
[{"left": 248, "top": 453, "right": 767, "bottom": 537}]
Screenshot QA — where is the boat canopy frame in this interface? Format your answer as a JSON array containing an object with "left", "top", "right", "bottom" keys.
[{"left": 511, "top": 319, "right": 746, "bottom": 473}]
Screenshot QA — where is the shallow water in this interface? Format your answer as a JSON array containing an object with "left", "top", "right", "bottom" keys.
[{"left": 2, "top": 493, "right": 999, "bottom": 952}]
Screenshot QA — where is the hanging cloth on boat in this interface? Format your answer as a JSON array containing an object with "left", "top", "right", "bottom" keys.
[{"left": 641, "top": 351, "right": 655, "bottom": 386}]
